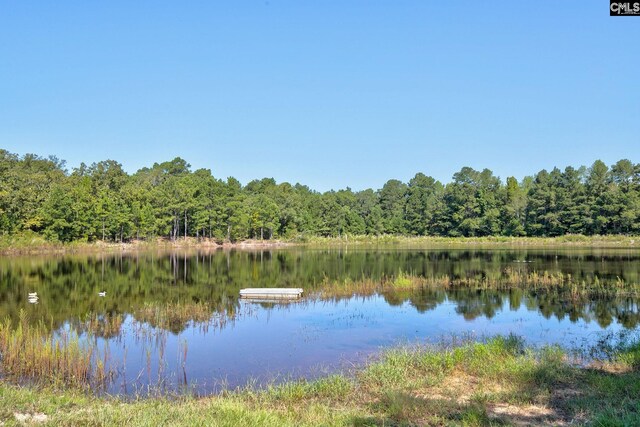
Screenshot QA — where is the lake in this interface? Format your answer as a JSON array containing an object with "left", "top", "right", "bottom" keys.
[{"left": 1, "top": 246, "right": 639, "bottom": 395}]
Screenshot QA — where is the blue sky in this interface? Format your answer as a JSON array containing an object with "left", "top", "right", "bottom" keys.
[{"left": 1, "top": 1, "right": 638, "bottom": 191}]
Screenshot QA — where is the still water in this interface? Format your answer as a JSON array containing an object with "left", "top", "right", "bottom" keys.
[{"left": 1, "top": 247, "right": 639, "bottom": 394}]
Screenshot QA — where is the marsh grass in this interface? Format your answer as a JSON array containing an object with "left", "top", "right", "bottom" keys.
[
  {"left": 81, "top": 312, "right": 124, "bottom": 338},
  {"left": 314, "top": 268, "right": 640, "bottom": 300},
  {"left": 132, "top": 301, "right": 229, "bottom": 333},
  {"left": 0, "top": 310, "right": 110, "bottom": 389},
  {"left": 301, "top": 234, "right": 639, "bottom": 248},
  {"left": 0, "top": 304, "right": 234, "bottom": 393}
]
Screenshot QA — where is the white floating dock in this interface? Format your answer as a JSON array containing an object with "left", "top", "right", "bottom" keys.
[{"left": 240, "top": 288, "right": 303, "bottom": 300}]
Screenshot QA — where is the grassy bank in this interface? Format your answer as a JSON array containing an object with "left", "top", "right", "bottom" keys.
[
  {"left": 1, "top": 335, "right": 639, "bottom": 426},
  {"left": 0, "top": 232, "right": 291, "bottom": 255},
  {"left": 1, "top": 232, "right": 638, "bottom": 255},
  {"left": 300, "top": 234, "right": 640, "bottom": 248}
]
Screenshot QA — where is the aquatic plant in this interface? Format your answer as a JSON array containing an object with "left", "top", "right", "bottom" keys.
[
  {"left": 314, "top": 269, "right": 640, "bottom": 300},
  {"left": 0, "top": 310, "right": 111, "bottom": 388},
  {"left": 132, "top": 301, "right": 229, "bottom": 333},
  {"left": 80, "top": 312, "right": 124, "bottom": 338}
]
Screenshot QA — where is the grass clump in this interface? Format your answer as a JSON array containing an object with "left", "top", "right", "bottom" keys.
[
  {"left": 133, "top": 301, "right": 224, "bottom": 333},
  {"left": 81, "top": 312, "right": 124, "bottom": 338},
  {"left": 612, "top": 340, "right": 640, "bottom": 370},
  {"left": 257, "top": 375, "right": 354, "bottom": 406},
  {"left": 390, "top": 269, "right": 421, "bottom": 289},
  {"left": 0, "top": 310, "right": 108, "bottom": 389}
]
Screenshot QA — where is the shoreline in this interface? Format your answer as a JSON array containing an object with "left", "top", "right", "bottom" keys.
[
  {"left": 1, "top": 335, "right": 638, "bottom": 425},
  {"left": 0, "top": 234, "right": 638, "bottom": 256},
  {"left": 0, "top": 237, "right": 295, "bottom": 256},
  {"left": 1, "top": 234, "right": 639, "bottom": 256}
]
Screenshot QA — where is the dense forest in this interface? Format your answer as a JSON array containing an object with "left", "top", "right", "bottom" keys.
[{"left": 0, "top": 149, "right": 638, "bottom": 242}]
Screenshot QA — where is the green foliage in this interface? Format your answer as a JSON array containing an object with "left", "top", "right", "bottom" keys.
[{"left": 1, "top": 150, "right": 638, "bottom": 242}]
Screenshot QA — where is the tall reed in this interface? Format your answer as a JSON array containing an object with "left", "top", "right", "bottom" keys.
[
  {"left": 0, "top": 310, "right": 110, "bottom": 388},
  {"left": 133, "top": 301, "right": 230, "bottom": 332}
]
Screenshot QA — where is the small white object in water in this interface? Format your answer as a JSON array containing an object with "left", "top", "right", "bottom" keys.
[
  {"left": 98, "top": 291, "right": 106, "bottom": 297},
  {"left": 28, "top": 292, "right": 39, "bottom": 303}
]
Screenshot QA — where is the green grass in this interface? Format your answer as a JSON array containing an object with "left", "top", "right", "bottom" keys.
[
  {"left": 299, "top": 234, "right": 640, "bottom": 248},
  {"left": 1, "top": 335, "right": 639, "bottom": 426}
]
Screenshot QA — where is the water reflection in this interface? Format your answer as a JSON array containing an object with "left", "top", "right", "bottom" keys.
[
  {"left": 1, "top": 248, "right": 639, "bottom": 394},
  {"left": 80, "top": 291, "right": 637, "bottom": 395},
  {"left": 2, "top": 248, "right": 638, "bottom": 328}
]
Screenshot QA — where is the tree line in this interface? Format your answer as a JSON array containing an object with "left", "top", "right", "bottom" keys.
[{"left": 0, "top": 149, "right": 638, "bottom": 242}]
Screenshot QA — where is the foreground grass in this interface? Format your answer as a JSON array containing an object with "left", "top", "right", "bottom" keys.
[{"left": 2, "top": 336, "right": 639, "bottom": 426}]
